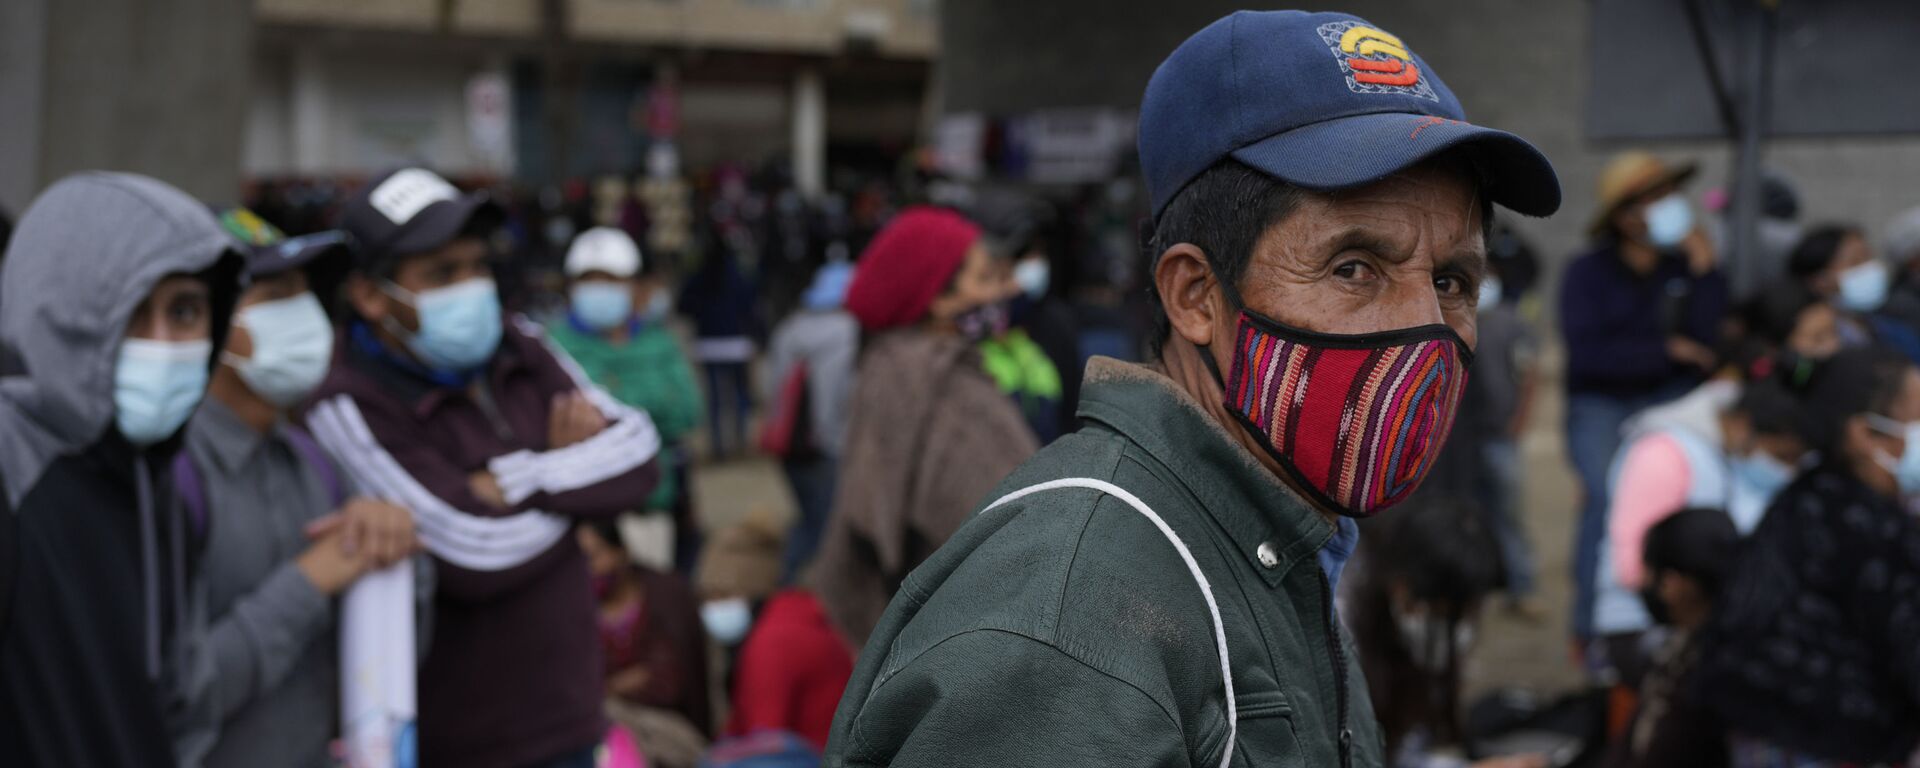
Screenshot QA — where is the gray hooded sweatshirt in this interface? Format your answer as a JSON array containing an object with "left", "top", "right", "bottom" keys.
[{"left": 0, "top": 172, "right": 243, "bottom": 767}]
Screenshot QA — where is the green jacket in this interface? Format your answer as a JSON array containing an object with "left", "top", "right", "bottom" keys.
[
  {"left": 548, "top": 319, "right": 703, "bottom": 510},
  {"left": 824, "top": 357, "right": 1384, "bottom": 767}
]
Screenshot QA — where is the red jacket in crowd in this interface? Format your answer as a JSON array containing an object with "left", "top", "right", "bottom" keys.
[{"left": 726, "top": 590, "right": 855, "bottom": 750}]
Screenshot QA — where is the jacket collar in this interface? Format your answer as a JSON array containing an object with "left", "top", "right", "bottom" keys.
[
  {"left": 344, "top": 319, "right": 529, "bottom": 419},
  {"left": 1076, "top": 356, "right": 1334, "bottom": 586},
  {"left": 565, "top": 311, "right": 646, "bottom": 341},
  {"left": 192, "top": 397, "right": 268, "bottom": 476}
]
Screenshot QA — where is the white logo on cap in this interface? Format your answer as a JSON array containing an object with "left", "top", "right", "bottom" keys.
[{"left": 369, "top": 169, "right": 460, "bottom": 225}]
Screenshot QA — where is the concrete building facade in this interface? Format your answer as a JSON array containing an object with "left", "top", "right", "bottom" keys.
[
  {"left": 0, "top": 0, "right": 254, "bottom": 214},
  {"left": 939, "top": 0, "right": 1920, "bottom": 283},
  {"left": 246, "top": 0, "right": 936, "bottom": 190},
  {"left": 1, "top": 0, "right": 933, "bottom": 215}
]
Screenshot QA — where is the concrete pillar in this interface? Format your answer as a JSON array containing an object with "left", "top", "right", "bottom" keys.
[
  {"left": 290, "top": 45, "right": 331, "bottom": 176},
  {"left": 0, "top": 0, "right": 49, "bottom": 214},
  {"left": 791, "top": 68, "right": 826, "bottom": 199},
  {"left": 0, "top": 0, "right": 251, "bottom": 207}
]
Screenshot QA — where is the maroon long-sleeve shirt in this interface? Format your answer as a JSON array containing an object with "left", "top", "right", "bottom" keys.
[
  {"left": 599, "top": 566, "right": 711, "bottom": 737},
  {"left": 306, "top": 317, "right": 661, "bottom": 768}
]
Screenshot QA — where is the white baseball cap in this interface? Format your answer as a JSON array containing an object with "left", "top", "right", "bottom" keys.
[
  {"left": 1885, "top": 205, "right": 1920, "bottom": 264},
  {"left": 565, "top": 226, "right": 643, "bottom": 278}
]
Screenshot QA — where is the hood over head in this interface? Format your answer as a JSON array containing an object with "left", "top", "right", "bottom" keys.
[{"left": 0, "top": 172, "right": 245, "bottom": 507}]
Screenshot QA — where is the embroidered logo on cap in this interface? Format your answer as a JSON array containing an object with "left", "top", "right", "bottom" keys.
[
  {"left": 219, "top": 208, "right": 285, "bottom": 247},
  {"left": 1317, "top": 21, "right": 1438, "bottom": 102},
  {"left": 369, "top": 168, "right": 460, "bottom": 225}
]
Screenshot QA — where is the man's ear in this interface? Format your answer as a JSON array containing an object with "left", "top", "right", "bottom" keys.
[
  {"left": 1156, "top": 243, "right": 1224, "bottom": 348},
  {"left": 345, "top": 274, "right": 388, "bottom": 324}
]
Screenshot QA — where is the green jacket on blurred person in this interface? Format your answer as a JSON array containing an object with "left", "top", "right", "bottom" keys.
[{"left": 549, "top": 318, "right": 701, "bottom": 511}]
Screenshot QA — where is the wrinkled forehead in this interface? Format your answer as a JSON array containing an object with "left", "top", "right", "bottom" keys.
[{"left": 1275, "top": 159, "right": 1491, "bottom": 255}]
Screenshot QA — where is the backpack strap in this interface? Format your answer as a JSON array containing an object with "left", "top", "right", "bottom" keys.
[
  {"left": 282, "top": 425, "right": 347, "bottom": 507},
  {"left": 980, "top": 478, "right": 1237, "bottom": 768},
  {"left": 171, "top": 452, "right": 210, "bottom": 544}
]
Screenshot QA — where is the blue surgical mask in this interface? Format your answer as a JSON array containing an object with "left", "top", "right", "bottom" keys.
[
  {"left": 570, "top": 282, "right": 633, "bottom": 332},
  {"left": 700, "top": 597, "right": 753, "bottom": 646},
  {"left": 1731, "top": 451, "right": 1795, "bottom": 500},
  {"left": 1014, "top": 259, "right": 1050, "bottom": 300},
  {"left": 1644, "top": 194, "right": 1693, "bottom": 249},
  {"left": 114, "top": 338, "right": 212, "bottom": 446},
  {"left": 1477, "top": 276, "right": 1504, "bottom": 311},
  {"left": 1868, "top": 414, "right": 1920, "bottom": 496},
  {"left": 223, "top": 293, "right": 335, "bottom": 408},
  {"left": 382, "top": 278, "right": 503, "bottom": 372},
  {"left": 1838, "top": 260, "right": 1891, "bottom": 313}
]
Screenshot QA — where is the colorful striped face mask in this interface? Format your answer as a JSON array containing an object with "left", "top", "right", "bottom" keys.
[{"left": 1218, "top": 310, "right": 1472, "bottom": 518}]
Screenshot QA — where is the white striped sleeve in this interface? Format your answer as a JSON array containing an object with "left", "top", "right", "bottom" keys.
[
  {"left": 307, "top": 395, "right": 571, "bottom": 572},
  {"left": 486, "top": 317, "right": 664, "bottom": 506}
]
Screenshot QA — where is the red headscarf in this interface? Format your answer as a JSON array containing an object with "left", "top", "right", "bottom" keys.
[{"left": 843, "top": 206, "right": 981, "bottom": 331}]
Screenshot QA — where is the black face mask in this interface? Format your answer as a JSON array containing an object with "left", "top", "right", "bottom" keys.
[
  {"left": 953, "top": 300, "right": 1011, "bottom": 342},
  {"left": 1639, "top": 580, "right": 1672, "bottom": 626}
]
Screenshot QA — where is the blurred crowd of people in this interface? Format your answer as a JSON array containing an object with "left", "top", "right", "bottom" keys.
[
  {"left": 1345, "top": 150, "right": 1920, "bottom": 768},
  {"left": 4, "top": 144, "right": 1920, "bottom": 768},
  {"left": 3, "top": 146, "right": 1920, "bottom": 768},
  {"left": 0, "top": 149, "right": 1116, "bottom": 768}
]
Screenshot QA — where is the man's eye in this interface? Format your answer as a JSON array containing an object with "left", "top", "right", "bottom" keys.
[
  {"left": 170, "top": 303, "right": 203, "bottom": 324},
  {"left": 1334, "top": 261, "right": 1376, "bottom": 280},
  {"left": 1435, "top": 276, "right": 1466, "bottom": 296}
]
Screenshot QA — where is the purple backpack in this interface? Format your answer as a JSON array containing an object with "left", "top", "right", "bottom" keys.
[{"left": 173, "top": 425, "right": 346, "bottom": 545}]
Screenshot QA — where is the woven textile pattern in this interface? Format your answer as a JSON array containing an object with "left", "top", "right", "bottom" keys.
[{"left": 1224, "top": 318, "right": 1468, "bottom": 515}]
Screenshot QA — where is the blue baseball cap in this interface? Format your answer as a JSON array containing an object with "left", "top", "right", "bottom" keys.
[{"left": 1139, "top": 10, "right": 1560, "bottom": 219}]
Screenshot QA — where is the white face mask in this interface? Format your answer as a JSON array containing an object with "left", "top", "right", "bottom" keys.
[
  {"left": 700, "top": 597, "right": 753, "bottom": 646},
  {"left": 570, "top": 282, "right": 633, "bottom": 332},
  {"left": 381, "top": 277, "right": 503, "bottom": 372},
  {"left": 223, "top": 293, "right": 335, "bottom": 408},
  {"left": 1013, "top": 259, "right": 1050, "bottom": 300},
  {"left": 1643, "top": 194, "right": 1694, "bottom": 249},
  {"left": 115, "top": 338, "right": 213, "bottom": 446},
  {"left": 1867, "top": 414, "right": 1920, "bottom": 497},
  {"left": 1837, "top": 260, "right": 1891, "bottom": 313}
]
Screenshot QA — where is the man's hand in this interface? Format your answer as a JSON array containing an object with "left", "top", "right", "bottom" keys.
[
  {"left": 1683, "top": 228, "right": 1716, "bottom": 276},
  {"left": 296, "top": 524, "right": 368, "bottom": 596},
  {"left": 320, "top": 499, "right": 418, "bottom": 569},
  {"left": 1665, "top": 336, "right": 1717, "bottom": 371},
  {"left": 548, "top": 391, "right": 609, "bottom": 450},
  {"left": 468, "top": 471, "right": 508, "bottom": 509}
]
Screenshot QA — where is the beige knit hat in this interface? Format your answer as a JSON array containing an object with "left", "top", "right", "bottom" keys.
[{"left": 695, "top": 510, "right": 786, "bottom": 601}]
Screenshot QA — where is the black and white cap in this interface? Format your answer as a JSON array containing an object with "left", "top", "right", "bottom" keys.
[{"left": 340, "top": 167, "right": 502, "bottom": 267}]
